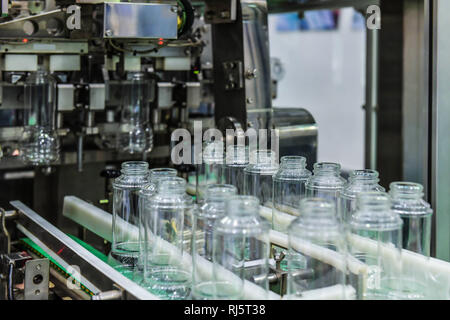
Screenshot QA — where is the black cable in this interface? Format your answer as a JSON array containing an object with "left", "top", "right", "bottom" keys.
[{"left": 7, "top": 262, "right": 14, "bottom": 300}]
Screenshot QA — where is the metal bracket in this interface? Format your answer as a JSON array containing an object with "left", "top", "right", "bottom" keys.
[
  {"left": 223, "top": 60, "right": 243, "bottom": 90},
  {"left": 24, "top": 258, "right": 49, "bottom": 300}
]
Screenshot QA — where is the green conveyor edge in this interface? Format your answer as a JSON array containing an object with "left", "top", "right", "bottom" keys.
[{"left": 19, "top": 234, "right": 109, "bottom": 297}]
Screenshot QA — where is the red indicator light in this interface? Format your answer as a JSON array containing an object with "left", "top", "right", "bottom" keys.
[{"left": 22, "top": 38, "right": 28, "bottom": 43}]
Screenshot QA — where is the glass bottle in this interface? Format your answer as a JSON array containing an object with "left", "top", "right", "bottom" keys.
[
  {"left": 287, "top": 198, "right": 350, "bottom": 300},
  {"left": 117, "top": 72, "right": 153, "bottom": 154},
  {"left": 191, "top": 184, "right": 237, "bottom": 299},
  {"left": 196, "top": 140, "right": 225, "bottom": 202},
  {"left": 212, "top": 196, "right": 270, "bottom": 299},
  {"left": 224, "top": 145, "right": 249, "bottom": 195},
  {"left": 341, "top": 169, "right": 385, "bottom": 223},
  {"left": 273, "top": 156, "right": 311, "bottom": 232},
  {"left": 305, "top": 162, "right": 346, "bottom": 217},
  {"left": 389, "top": 182, "right": 432, "bottom": 256},
  {"left": 244, "top": 149, "right": 279, "bottom": 210},
  {"left": 111, "top": 161, "right": 150, "bottom": 272},
  {"left": 389, "top": 182, "right": 447, "bottom": 299},
  {"left": 136, "top": 168, "right": 178, "bottom": 280},
  {"left": 143, "top": 177, "right": 194, "bottom": 299},
  {"left": 348, "top": 191, "right": 404, "bottom": 300},
  {"left": 20, "top": 70, "right": 60, "bottom": 165}
]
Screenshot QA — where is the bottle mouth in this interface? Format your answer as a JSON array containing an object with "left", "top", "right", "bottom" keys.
[
  {"left": 349, "top": 169, "right": 379, "bottom": 181},
  {"left": 205, "top": 184, "right": 237, "bottom": 200},
  {"left": 246, "top": 149, "right": 279, "bottom": 173},
  {"left": 280, "top": 156, "right": 306, "bottom": 168},
  {"left": 225, "top": 195, "right": 260, "bottom": 216},
  {"left": 157, "top": 176, "right": 186, "bottom": 194},
  {"left": 389, "top": 181, "right": 424, "bottom": 198},
  {"left": 149, "top": 168, "right": 178, "bottom": 181},
  {"left": 313, "top": 162, "right": 341, "bottom": 173},
  {"left": 121, "top": 161, "right": 149, "bottom": 175}
]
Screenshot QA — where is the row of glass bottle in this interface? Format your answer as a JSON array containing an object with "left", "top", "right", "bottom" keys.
[
  {"left": 111, "top": 150, "right": 441, "bottom": 300},
  {"left": 17, "top": 71, "right": 152, "bottom": 166}
]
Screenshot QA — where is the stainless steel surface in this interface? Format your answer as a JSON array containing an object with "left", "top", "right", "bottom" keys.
[
  {"left": 10, "top": 200, "right": 159, "bottom": 299},
  {"left": 364, "top": 25, "right": 379, "bottom": 170},
  {"left": 431, "top": 0, "right": 450, "bottom": 261},
  {"left": 103, "top": 2, "right": 178, "bottom": 39},
  {"left": 402, "top": 0, "right": 431, "bottom": 195},
  {"left": 242, "top": 0, "right": 272, "bottom": 110},
  {"left": 24, "top": 258, "right": 49, "bottom": 300}
]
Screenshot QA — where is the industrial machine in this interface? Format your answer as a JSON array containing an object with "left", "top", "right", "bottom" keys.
[
  {"left": 0, "top": 0, "right": 318, "bottom": 299},
  {"left": 0, "top": 0, "right": 449, "bottom": 300}
]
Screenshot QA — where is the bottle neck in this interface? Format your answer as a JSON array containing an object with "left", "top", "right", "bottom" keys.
[
  {"left": 389, "top": 182, "right": 424, "bottom": 200},
  {"left": 313, "top": 162, "right": 341, "bottom": 176},
  {"left": 226, "top": 196, "right": 260, "bottom": 217},
  {"left": 204, "top": 184, "right": 237, "bottom": 202},
  {"left": 279, "top": 156, "right": 307, "bottom": 170},
  {"left": 157, "top": 177, "right": 186, "bottom": 194},
  {"left": 121, "top": 161, "right": 149, "bottom": 175},
  {"left": 149, "top": 168, "right": 177, "bottom": 181}
]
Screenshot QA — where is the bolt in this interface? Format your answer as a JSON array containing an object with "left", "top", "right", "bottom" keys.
[
  {"left": 220, "top": 11, "right": 230, "bottom": 19},
  {"left": 170, "top": 6, "right": 178, "bottom": 13},
  {"left": 245, "top": 68, "right": 258, "bottom": 79},
  {"left": 105, "top": 29, "right": 112, "bottom": 37},
  {"left": 36, "top": 264, "right": 41, "bottom": 271},
  {"left": 246, "top": 97, "right": 254, "bottom": 104}
]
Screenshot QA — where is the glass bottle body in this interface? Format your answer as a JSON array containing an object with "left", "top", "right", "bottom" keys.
[
  {"left": 273, "top": 156, "right": 311, "bottom": 232},
  {"left": 389, "top": 182, "right": 433, "bottom": 256},
  {"left": 341, "top": 169, "right": 385, "bottom": 223},
  {"left": 224, "top": 145, "right": 249, "bottom": 194},
  {"left": 137, "top": 168, "right": 178, "bottom": 280},
  {"left": 111, "top": 161, "right": 150, "bottom": 270},
  {"left": 212, "top": 196, "right": 270, "bottom": 300},
  {"left": 348, "top": 192, "right": 405, "bottom": 300},
  {"left": 287, "top": 198, "right": 350, "bottom": 300},
  {"left": 117, "top": 72, "right": 153, "bottom": 154},
  {"left": 196, "top": 141, "right": 225, "bottom": 202},
  {"left": 20, "top": 71, "right": 59, "bottom": 165},
  {"left": 143, "top": 177, "right": 194, "bottom": 299},
  {"left": 191, "top": 184, "right": 237, "bottom": 300},
  {"left": 306, "top": 162, "right": 346, "bottom": 216},
  {"left": 244, "top": 150, "right": 279, "bottom": 210}
]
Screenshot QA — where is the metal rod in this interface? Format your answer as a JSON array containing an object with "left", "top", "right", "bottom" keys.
[{"left": 10, "top": 200, "right": 159, "bottom": 300}]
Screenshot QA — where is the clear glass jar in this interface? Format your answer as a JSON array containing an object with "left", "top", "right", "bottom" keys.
[
  {"left": 305, "top": 162, "right": 346, "bottom": 216},
  {"left": 137, "top": 168, "right": 178, "bottom": 279},
  {"left": 196, "top": 140, "right": 225, "bottom": 202},
  {"left": 348, "top": 191, "right": 404, "bottom": 300},
  {"left": 341, "top": 169, "right": 385, "bottom": 223},
  {"left": 224, "top": 145, "right": 249, "bottom": 195},
  {"left": 143, "top": 176, "right": 194, "bottom": 299},
  {"left": 273, "top": 156, "right": 311, "bottom": 232},
  {"left": 117, "top": 72, "right": 153, "bottom": 154},
  {"left": 244, "top": 150, "right": 279, "bottom": 209},
  {"left": 389, "top": 182, "right": 432, "bottom": 256},
  {"left": 287, "top": 198, "right": 350, "bottom": 300},
  {"left": 212, "top": 196, "right": 271, "bottom": 299},
  {"left": 191, "top": 184, "right": 237, "bottom": 299},
  {"left": 111, "top": 161, "right": 150, "bottom": 270},
  {"left": 20, "top": 70, "right": 60, "bottom": 165}
]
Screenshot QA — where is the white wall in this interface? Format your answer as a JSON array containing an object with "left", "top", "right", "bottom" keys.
[{"left": 268, "top": 8, "right": 366, "bottom": 171}]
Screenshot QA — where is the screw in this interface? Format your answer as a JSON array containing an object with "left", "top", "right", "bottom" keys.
[
  {"left": 246, "top": 97, "right": 254, "bottom": 104},
  {"left": 105, "top": 29, "right": 112, "bottom": 36},
  {"left": 170, "top": 6, "right": 178, "bottom": 13},
  {"left": 36, "top": 264, "right": 41, "bottom": 271}
]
